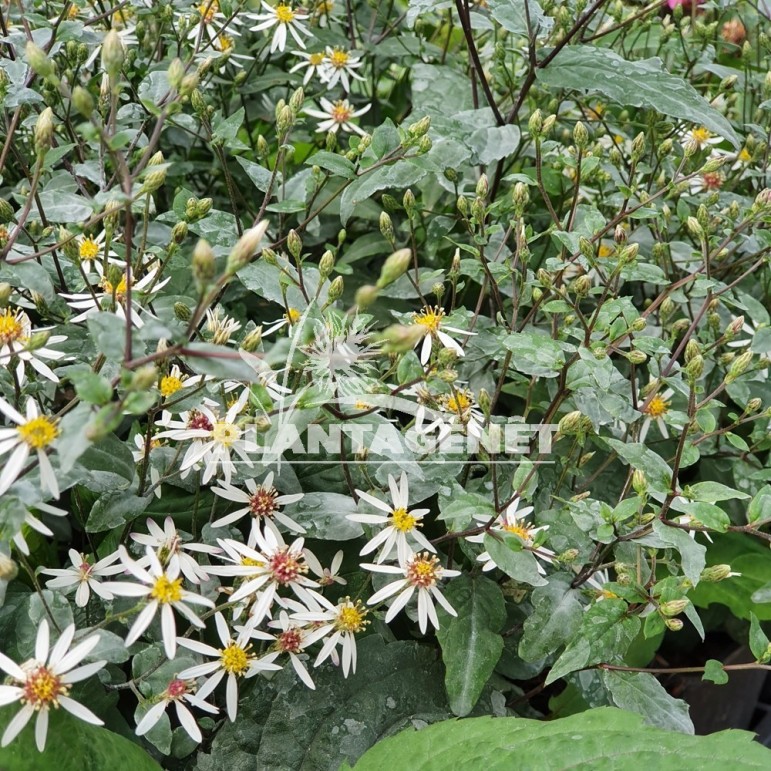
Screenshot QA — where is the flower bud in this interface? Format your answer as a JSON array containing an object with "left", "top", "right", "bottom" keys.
[
  {"left": 167, "top": 57, "right": 185, "bottom": 90},
  {"left": 558, "top": 410, "right": 584, "bottom": 435},
  {"left": 226, "top": 221, "right": 269, "bottom": 275},
  {"left": 618, "top": 243, "right": 639, "bottom": 265},
  {"left": 700, "top": 564, "right": 739, "bottom": 582},
  {"left": 289, "top": 86, "right": 304, "bottom": 112},
  {"left": 660, "top": 599, "right": 689, "bottom": 617},
  {"left": 140, "top": 168, "right": 167, "bottom": 195},
  {"left": 684, "top": 354, "right": 704, "bottom": 381},
  {"left": 240, "top": 326, "right": 263, "bottom": 352},
  {"left": 172, "top": 221, "right": 188, "bottom": 244},
  {"left": 378, "top": 323, "right": 425, "bottom": 353},
  {"left": 632, "top": 468, "right": 647, "bottom": 495},
  {"left": 512, "top": 182, "right": 529, "bottom": 215},
  {"left": 174, "top": 302, "right": 192, "bottom": 321},
  {"left": 377, "top": 248, "right": 412, "bottom": 289},
  {"left": 355, "top": 284, "right": 379, "bottom": 309},
  {"left": 537, "top": 268, "right": 553, "bottom": 289},
  {"left": 0, "top": 552, "right": 18, "bottom": 581},
  {"left": 287, "top": 229, "right": 302, "bottom": 260},
  {"left": 0, "top": 199, "right": 14, "bottom": 224},
  {"left": 180, "top": 73, "right": 199, "bottom": 97},
  {"left": 573, "top": 121, "right": 588, "bottom": 150},
  {"left": 629, "top": 317, "right": 646, "bottom": 333},
  {"left": 631, "top": 132, "right": 646, "bottom": 162},
  {"left": 528, "top": 109, "right": 543, "bottom": 137},
  {"left": 403, "top": 189, "right": 416, "bottom": 214},
  {"left": 71, "top": 85, "right": 94, "bottom": 117},
  {"left": 327, "top": 275, "right": 344, "bottom": 303},
  {"left": 408, "top": 115, "right": 431, "bottom": 137},
  {"left": 571, "top": 275, "right": 591, "bottom": 297},
  {"left": 101, "top": 29, "right": 125, "bottom": 78},
  {"left": 34, "top": 107, "right": 54, "bottom": 156},
  {"left": 745, "top": 398, "right": 762, "bottom": 414},
  {"left": 0, "top": 283, "right": 11, "bottom": 307},
  {"left": 319, "top": 250, "right": 335, "bottom": 280},
  {"left": 277, "top": 105, "right": 295, "bottom": 135},
  {"left": 578, "top": 236, "right": 595, "bottom": 261},
  {"left": 191, "top": 88, "right": 206, "bottom": 114},
  {"left": 476, "top": 174, "right": 489, "bottom": 199},
  {"left": 379, "top": 211, "right": 394, "bottom": 243},
  {"left": 664, "top": 617, "right": 684, "bottom": 632},
  {"left": 192, "top": 239, "right": 215, "bottom": 289},
  {"left": 752, "top": 188, "right": 771, "bottom": 211},
  {"left": 626, "top": 350, "right": 647, "bottom": 365},
  {"left": 725, "top": 350, "right": 753, "bottom": 382},
  {"left": 26, "top": 42, "right": 57, "bottom": 82},
  {"left": 685, "top": 339, "right": 701, "bottom": 363}
]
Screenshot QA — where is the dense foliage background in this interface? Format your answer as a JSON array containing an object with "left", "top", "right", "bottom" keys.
[{"left": 0, "top": 0, "right": 770, "bottom": 768}]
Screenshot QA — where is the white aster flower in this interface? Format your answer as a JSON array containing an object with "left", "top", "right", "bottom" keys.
[
  {"left": 304, "top": 549, "right": 346, "bottom": 587},
  {"left": 211, "top": 529, "right": 324, "bottom": 624},
  {"left": 75, "top": 231, "right": 123, "bottom": 278},
  {"left": 467, "top": 496, "right": 554, "bottom": 575},
  {"left": 0, "top": 621, "right": 106, "bottom": 752},
  {"left": 205, "top": 307, "right": 242, "bottom": 345},
  {"left": 211, "top": 472, "right": 305, "bottom": 536},
  {"left": 10, "top": 502, "right": 67, "bottom": 556},
  {"left": 638, "top": 386, "right": 676, "bottom": 443},
  {"left": 104, "top": 546, "right": 214, "bottom": 659},
  {"left": 182, "top": 0, "right": 243, "bottom": 44},
  {"left": 131, "top": 517, "right": 221, "bottom": 584},
  {"left": 305, "top": 98, "right": 371, "bottom": 136},
  {"left": 40, "top": 549, "right": 123, "bottom": 607},
  {"left": 158, "top": 364, "right": 205, "bottom": 400},
  {"left": 289, "top": 50, "right": 327, "bottom": 85},
  {"left": 249, "top": 1, "right": 311, "bottom": 52},
  {"left": 411, "top": 306, "right": 472, "bottom": 365},
  {"left": 135, "top": 677, "right": 218, "bottom": 744},
  {"left": 291, "top": 596, "right": 369, "bottom": 677},
  {"left": 678, "top": 124, "right": 723, "bottom": 151},
  {"left": 61, "top": 267, "right": 170, "bottom": 328},
  {"left": 177, "top": 612, "right": 280, "bottom": 721},
  {"left": 348, "top": 472, "right": 434, "bottom": 564},
  {"left": 0, "top": 307, "right": 69, "bottom": 385},
  {"left": 261, "top": 306, "right": 304, "bottom": 336},
  {"left": 364, "top": 552, "right": 460, "bottom": 634},
  {"left": 0, "top": 397, "right": 60, "bottom": 498},
  {"left": 319, "top": 46, "right": 365, "bottom": 91}
]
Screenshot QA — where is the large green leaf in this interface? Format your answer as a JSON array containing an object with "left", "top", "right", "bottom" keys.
[
  {"left": 0, "top": 708, "right": 160, "bottom": 771},
  {"left": 349, "top": 708, "right": 771, "bottom": 769},
  {"left": 436, "top": 575, "right": 506, "bottom": 717},
  {"left": 536, "top": 46, "right": 740, "bottom": 148}
]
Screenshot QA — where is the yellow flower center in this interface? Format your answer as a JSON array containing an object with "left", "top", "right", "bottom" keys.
[
  {"left": 0, "top": 308, "right": 28, "bottom": 345},
  {"left": 286, "top": 308, "right": 301, "bottom": 324},
  {"left": 216, "top": 33, "right": 234, "bottom": 52},
  {"left": 413, "top": 306, "right": 445, "bottom": 334},
  {"left": 18, "top": 416, "right": 59, "bottom": 449},
  {"left": 390, "top": 507, "right": 418, "bottom": 533},
  {"left": 79, "top": 237, "right": 100, "bottom": 261},
  {"left": 738, "top": 148, "right": 751, "bottom": 163},
  {"left": 275, "top": 4, "right": 295, "bottom": 23},
  {"left": 150, "top": 575, "right": 183, "bottom": 604},
  {"left": 690, "top": 127, "right": 712, "bottom": 146},
  {"left": 23, "top": 665, "right": 67, "bottom": 707},
  {"left": 219, "top": 642, "right": 253, "bottom": 675},
  {"left": 101, "top": 275, "right": 128, "bottom": 302},
  {"left": 406, "top": 553, "right": 441, "bottom": 589},
  {"left": 0, "top": 225, "right": 8, "bottom": 245},
  {"left": 335, "top": 599, "right": 369, "bottom": 633},
  {"left": 197, "top": 0, "right": 219, "bottom": 23},
  {"left": 328, "top": 49, "right": 349, "bottom": 69},
  {"left": 212, "top": 421, "right": 240, "bottom": 446},
  {"left": 645, "top": 395, "right": 670, "bottom": 419},
  {"left": 330, "top": 101, "right": 352, "bottom": 124},
  {"left": 502, "top": 522, "right": 534, "bottom": 544},
  {"left": 66, "top": 5, "right": 80, "bottom": 19},
  {"left": 240, "top": 556, "right": 263, "bottom": 568},
  {"left": 309, "top": 52, "right": 325, "bottom": 66},
  {"left": 159, "top": 375, "right": 184, "bottom": 397},
  {"left": 353, "top": 400, "right": 371, "bottom": 411},
  {"left": 444, "top": 391, "right": 472, "bottom": 415},
  {"left": 600, "top": 589, "right": 618, "bottom": 600},
  {"left": 111, "top": 6, "right": 135, "bottom": 29},
  {"left": 597, "top": 243, "right": 614, "bottom": 259}
]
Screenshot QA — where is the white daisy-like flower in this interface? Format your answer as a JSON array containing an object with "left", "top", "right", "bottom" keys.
[
  {"left": 249, "top": 1, "right": 311, "bottom": 52},
  {"left": 289, "top": 50, "right": 327, "bottom": 85},
  {"left": 438, "top": 388, "right": 485, "bottom": 440},
  {"left": 154, "top": 390, "right": 254, "bottom": 486},
  {"left": 0, "top": 307, "right": 69, "bottom": 385},
  {"left": 135, "top": 677, "right": 218, "bottom": 744},
  {"left": 74, "top": 231, "right": 123, "bottom": 278},
  {"left": 211, "top": 472, "right": 305, "bottom": 535},
  {"left": 83, "top": 16, "right": 139, "bottom": 69},
  {"left": 249, "top": 608, "right": 325, "bottom": 689},
  {"left": 177, "top": 612, "right": 281, "bottom": 721},
  {"left": 678, "top": 125, "right": 723, "bottom": 151},
  {"left": 103, "top": 546, "right": 214, "bottom": 659},
  {"left": 195, "top": 31, "right": 252, "bottom": 70},
  {"left": 319, "top": 46, "right": 365, "bottom": 91},
  {"left": 304, "top": 549, "right": 346, "bottom": 587},
  {"left": 40, "top": 549, "right": 123, "bottom": 607},
  {"left": 61, "top": 267, "right": 171, "bottom": 328},
  {"left": 158, "top": 364, "right": 205, "bottom": 400},
  {"left": 0, "top": 621, "right": 106, "bottom": 752},
  {"left": 291, "top": 596, "right": 369, "bottom": 677},
  {"left": 674, "top": 513, "right": 715, "bottom": 544},
  {"left": 211, "top": 529, "right": 325, "bottom": 624},
  {"left": 348, "top": 472, "right": 434, "bottom": 564},
  {"left": 467, "top": 497, "right": 555, "bottom": 575},
  {"left": 584, "top": 569, "right": 618, "bottom": 601},
  {"left": 305, "top": 98, "right": 371, "bottom": 136},
  {"left": 0, "top": 397, "right": 60, "bottom": 498},
  {"left": 411, "top": 306, "right": 472, "bottom": 365},
  {"left": 10, "top": 502, "right": 67, "bottom": 556},
  {"left": 638, "top": 386, "right": 676, "bottom": 443},
  {"left": 689, "top": 170, "right": 725, "bottom": 196},
  {"left": 202, "top": 531, "right": 263, "bottom": 620},
  {"left": 178, "top": 0, "right": 243, "bottom": 44},
  {"left": 131, "top": 517, "right": 221, "bottom": 584},
  {"left": 364, "top": 552, "right": 460, "bottom": 634},
  {"left": 205, "top": 307, "right": 242, "bottom": 345},
  {"left": 261, "top": 306, "right": 304, "bottom": 336},
  {"left": 231, "top": 350, "right": 293, "bottom": 402}
]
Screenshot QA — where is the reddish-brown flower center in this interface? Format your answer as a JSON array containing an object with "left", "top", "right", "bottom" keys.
[
  {"left": 23, "top": 665, "right": 68, "bottom": 707},
  {"left": 268, "top": 548, "right": 307, "bottom": 585},
  {"left": 277, "top": 628, "right": 302, "bottom": 654},
  {"left": 187, "top": 410, "right": 213, "bottom": 431},
  {"left": 249, "top": 486, "right": 279, "bottom": 518},
  {"left": 165, "top": 679, "right": 189, "bottom": 699}
]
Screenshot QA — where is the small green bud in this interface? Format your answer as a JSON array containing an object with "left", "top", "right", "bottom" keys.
[
  {"left": 685, "top": 354, "right": 704, "bottom": 381},
  {"left": 408, "top": 115, "right": 431, "bottom": 137},
  {"left": 168, "top": 58, "right": 185, "bottom": 90},
  {"left": 578, "top": 237, "right": 595, "bottom": 261},
  {"left": 226, "top": 221, "right": 269, "bottom": 275},
  {"left": 355, "top": 285, "right": 379, "bottom": 309},
  {"left": 174, "top": 302, "right": 192, "bottom": 321},
  {"left": 262, "top": 247, "right": 278, "bottom": 266},
  {"left": 34, "top": 107, "right": 54, "bottom": 156},
  {"left": 558, "top": 410, "right": 584, "bottom": 436},
  {"left": 377, "top": 248, "right": 412, "bottom": 289},
  {"left": 327, "top": 275, "right": 344, "bottom": 303},
  {"left": 476, "top": 174, "right": 489, "bottom": 199},
  {"left": 626, "top": 350, "right": 647, "bottom": 365},
  {"left": 573, "top": 121, "right": 589, "bottom": 150},
  {"left": 631, "top": 131, "right": 646, "bottom": 162},
  {"left": 0, "top": 199, "right": 14, "bottom": 224},
  {"left": 699, "top": 564, "right": 738, "bottom": 583},
  {"left": 571, "top": 275, "right": 591, "bottom": 297},
  {"left": 0, "top": 283, "right": 11, "bottom": 307},
  {"left": 192, "top": 239, "right": 216, "bottom": 290},
  {"left": 71, "top": 86, "right": 94, "bottom": 117},
  {"left": 403, "top": 189, "right": 416, "bottom": 214},
  {"left": 618, "top": 243, "right": 639, "bottom": 265},
  {"left": 725, "top": 350, "right": 753, "bottom": 382},
  {"left": 196, "top": 198, "right": 213, "bottom": 219},
  {"left": 660, "top": 599, "right": 689, "bottom": 617},
  {"left": 240, "top": 326, "right": 263, "bottom": 352},
  {"left": 632, "top": 468, "right": 647, "bottom": 495},
  {"left": 528, "top": 109, "right": 543, "bottom": 137},
  {"left": 443, "top": 167, "right": 459, "bottom": 183},
  {"left": 664, "top": 617, "right": 684, "bottom": 632},
  {"left": 277, "top": 105, "right": 295, "bottom": 135},
  {"left": 319, "top": 250, "right": 335, "bottom": 280},
  {"left": 537, "top": 268, "right": 553, "bottom": 289},
  {"left": 614, "top": 225, "right": 627, "bottom": 244},
  {"left": 745, "top": 398, "right": 762, "bottom": 414},
  {"left": 191, "top": 88, "right": 206, "bottom": 114},
  {"left": 512, "top": 182, "right": 529, "bottom": 214},
  {"left": 25, "top": 42, "right": 56, "bottom": 81},
  {"left": 25, "top": 330, "right": 50, "bottom": 352},
  {"left": 287, "top": 229, "right": 302, "bottom": 260},
  {"left": 172, "top": 221, "right": 188, "bottom": 244},
  {"left": 629, "top": 317, "right": 647, "bottom": 333},
  {"left": 101, "top": 29, "right": 125, "bottom": 78},
  {"left": 685, "top": 339, "right": 701, "bottom": 362},
  {"left": 379, "top": 211, "right": 394, "bottom": 243},
  {"left": 140, "top": 168, "right": 167, "bottom": 195},
  {"left": 0, "top": 553, "right": 18, "bottom": 582},
  {"left": 179, "top": 73, "right": 199, "bottom": 97},
  {"left": 289, "top": 86, "right": 304, "bottom": 112}
]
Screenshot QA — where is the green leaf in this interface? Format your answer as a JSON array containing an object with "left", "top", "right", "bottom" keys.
[
  {"left": 436, "top": 575, "right": 506, "bottom": 717},
  {"left": 467, "top": 124, "right": 521, "bottom": 165},
  {"left": 212, "top": 107, "right": 245, "bottom": 143},
  {"left": 34, "top": 171, "right": 93, "bottom": 222},
  {"left": 600, "top": 670, "right": 694, "bottom": 734},
  {"left": 679, "top": 501, "right": 730, "bottom": 533},
  {"left": 748, "top": 485, "right": 771, "bottom": 524},
  {"left": 307, "top": 151, "right": 357, "bottom": 179},
  {"left": 606, "top": 440, "right": 673, "bottom": 493},
  {"left": 73, "top": 433, "right": 136, "bottom": 492},
  {"left": 0, "top": 708, "right": 161, "bottom": 771},
  {"left": 282, "top": 492, "right": 364, "bottom": 540},
  {"left": 86, "top": 490, "right": 152, "bottom": 533},
  {"left": 235, "top": 156, "right": 281, "bottom": 193},
  {"left": 749, "top": 612, "right": 770, "bottom": 662},
  {"left": 351, "top": 708, "right": 771, "bottom": 769},
  {"left": 703, "top": 659, "right": 728, "bottom": 685},
  {"left": 86, "top": 313, "right": 127, "bottom": 360},
  {"left": 518, "top": 573, "right": 583, "bottom": 662},
  {"left": 483, "top": 534, "right": 548, "bottom": 587},
  {"left": 546, "top": 599, "right": 639, "bottom": 685},
  {"left": 502, "top": 332, "right": 567, "bottom": 377},
  {"left": 68, "top": 370, "right": 114, "bottom": 406},
  {"left": 536, "top": 46, "right": 740, "bottom": 148},
  {"left": 689, "top": 481, "right": 750, "bottom": 503},
  {"left": 651, "top": 519, "right": 706, "bottom": 587},
  {"left": 488, "top": 0, "right": 551, "bottom": 35}
]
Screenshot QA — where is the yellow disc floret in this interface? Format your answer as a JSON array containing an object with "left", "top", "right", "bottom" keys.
[
  {"left": 390, "top": 507, "right": 418, "bottom": 533},
  {"left": 18, "top": 416, "right": 59, "bottom": 449},
  {"left": 219, "top": 642, "right": 253, "bottom": 675},
  {"left": 150, "top": 575, "right": 183, "bottom": 604}
]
